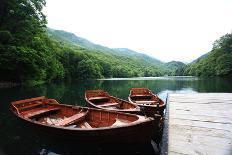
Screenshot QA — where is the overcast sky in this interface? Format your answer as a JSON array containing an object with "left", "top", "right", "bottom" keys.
[{"left": 43, "top": 0, "right": 232, "bottom": 62}]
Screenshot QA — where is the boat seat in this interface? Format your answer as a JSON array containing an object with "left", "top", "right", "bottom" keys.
[
  {"left": 131, "top": 95, "right": 153, "bottom": 100},
  {"left": 18, "top": 101, "right": 43, "bottom": 111},
  {"left": 135, "top": 101, "right": 157, "bottom": 104},
  {"left": 79, "top": 121, "right": 92, "bottom": 128},
  {"left": 55, "top": 112, "right": 87, "bottom": 126},
  {"left": 21, "top": 107, "right": 61, "bottom": 119},
  {"left": 112, "top": 118, "right": 130, "bottom": 127},
  {"left": 89, "top": 97, "right": 110, "bottom": 102},
  {"left": 98, "top": 102, "right": 119, "bottom": 107}
]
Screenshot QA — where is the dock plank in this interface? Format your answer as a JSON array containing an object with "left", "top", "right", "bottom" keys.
[
  {"left": 169, "top": 101, "right": 232, "bottom": 118},
  {"left": 169, "top": 124, "right": 232, "bottom": 139},
  {"left": 170, "top": 114, "right": 232, "bottom": 125},
  {"left": 165, "top": 93, "right": 232, "bottom": 155}
]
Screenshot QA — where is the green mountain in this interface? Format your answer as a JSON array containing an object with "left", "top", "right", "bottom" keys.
[
  {"left": 113, "top": 48, "right": 163, "bottom": 65},
  {"left": 47, "top": 28, "right": 108, "bottom": 51},
  {"left": 165, "top": 61, "right": 186, "bottom": 75},
  {"left": 184, "top": 33, "right": 232, "bottom": 76},
  {"left": 47, "top": 28, "right": 171, "bottom": 78},
  {"left": 47, "top": 29, "right": 163, "bottom": 66},
  {"left": 165, "top": 61, "right": 186, "bottom": 70},
  {"left": 4, "top": 0, "right": 231, "bottom": 86},
  {"left": 191, "top": 52, "right": 210, "bottom": 63}
]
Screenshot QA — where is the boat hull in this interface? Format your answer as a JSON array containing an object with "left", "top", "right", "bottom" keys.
[
  {"left": 138, "top": 104, "right": 166, "bottom": 117},
  {"left": 10, "top": 96, "right": 156, "bottom": 144},
  {"left": 128, "top": 88, "right": 166, "bottom": 116},
  {"left": 13, "top": 111, "right": 155, "bottom": 144},
  {"left": 85, "top": 90, "right": 142, "bottom": 115},
  {"left": 86, "top": 102, "right": 141, "bottom": 115}
]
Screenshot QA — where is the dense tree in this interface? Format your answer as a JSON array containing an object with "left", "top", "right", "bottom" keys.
[
  {"left": 184, "top": 33, "right": 232, "bottom": 77},
  {"left": 0, "top": 0, "right": 64, "bottom": 84},
  {"left": 213, "top": 33, "right": 232, "bottom": 52},
  {"left": 0, "top": 0, "right": 173, "bottom": 85},
  {"left": 0, "top": 0, "right": 46, "bottom": 46},
  {"left": 77, "top": 59, "right": 103, "bottom": 79},
  {"left": 165, "top": 61, "right": 186, "bottom": 76},
  {"left": 3, "top": 0, "right": 231, "bottom": 85}
]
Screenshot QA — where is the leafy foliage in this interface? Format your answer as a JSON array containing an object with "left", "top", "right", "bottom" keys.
[
  {"left": 0, "top": 0, "right": 68, "bottom": 84},
  {"left": 47, "top": 28, "right": 171, "bottom": 78},
  {"left": 165, "top": 61, "right": 186, "bottom": 76},
  {"left": 0, "top": 0, "right": 172, "bottom": 85},
  {"left": 5, "top": 0, "right": 230, "bottom": 85},
  {"left": 184, "top": 33, "right": 232, "bottom": 76}
]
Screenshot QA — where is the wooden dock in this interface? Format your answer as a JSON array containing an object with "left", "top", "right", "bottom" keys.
[{"left": 161, "top": 93, "right": 232, "bottom": 155}]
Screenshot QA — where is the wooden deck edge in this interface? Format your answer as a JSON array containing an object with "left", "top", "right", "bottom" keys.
[
  {"left": 161, "top": 93, "right": 232, "bottom": 155},
  {"left": 160, "top": 93, "right": 169, "bottom": 155}
]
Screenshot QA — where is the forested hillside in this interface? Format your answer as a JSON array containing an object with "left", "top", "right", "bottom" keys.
[
  {"left": 47, "top": 29, "right": 171, "bottom": 77},
  {"left": 47, "top": 29, "right": 163, "bottom": 66},
  {"left": 191, "top": 52, "right": 209, "bottom": 63},
  {"left": 0, "top": 0, "right": 170, "bottom": 85},
  {"left": 184, "top": 33, "right": 232, "bottom": 76},
  {"left": 165, "top": 61, "right": 186, "bottom": 76},
  {"left": 1, "top": 0, "right": 229, "bottom": 85},
  {"left": 0, "top": 0, "right": 64, "bottom": 85}
]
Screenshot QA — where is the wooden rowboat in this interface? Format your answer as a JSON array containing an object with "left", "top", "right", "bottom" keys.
[
  {"left": 128, "top": 88, "right": 166, "bottom": 116},
  {"left": 11, "top": 96, "right": 156, "bottom": 143},
  {"left": 85, "top": 90, "right": 141, "bottom": 115}
]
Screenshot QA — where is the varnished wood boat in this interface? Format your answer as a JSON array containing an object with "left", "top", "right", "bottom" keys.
[
  {"left": 11, "top": 96, "right": 156, "bottom": 143},
  {"left": 128, "top": 88, "right": 166, "bottom": 116},
  {"left": 85, "top": 90, "right": 141, "bottom": 115}
]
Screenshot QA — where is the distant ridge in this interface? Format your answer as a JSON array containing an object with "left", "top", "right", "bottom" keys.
[
  {"left": 47, "top": 28, "right": 164, "bottom": 66},
  {"left": 165, "top": 61, "right": 186, "bottom": 70},
  {"left": 191, "top": 52, "right": 210, "bottom": 63},
  {"left": 46, "top": 28, "right": 194, "bottom": 77},
  {"left": 184, "top": 33, "right": 232, "bottom": 76},
  {"left": 113, "top": 48, "right": 163, "bottom": 65}
]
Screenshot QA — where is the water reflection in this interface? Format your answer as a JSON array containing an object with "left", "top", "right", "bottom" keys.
[{"left": 0, "top": 77, "right": 232, "bottom": 155}]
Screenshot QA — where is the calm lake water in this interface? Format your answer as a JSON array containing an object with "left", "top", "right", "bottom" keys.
[{"left": 0, "top": 76, "right": 232, "bottom": 155}]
